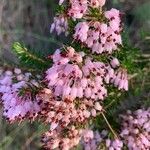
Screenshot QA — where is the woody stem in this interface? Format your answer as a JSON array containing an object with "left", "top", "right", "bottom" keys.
[{"left": 101, "top": 112, "right": 118, "bottom": 139}]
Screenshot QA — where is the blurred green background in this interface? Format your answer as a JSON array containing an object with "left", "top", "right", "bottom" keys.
[{"left": 0, "top": 0, "right": 150, "bottom": 149}]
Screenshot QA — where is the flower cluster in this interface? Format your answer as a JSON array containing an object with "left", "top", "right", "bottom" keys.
[
  {"left": 59, "top": 0, "right": 106, "bottom": 19},
  {"left": 0, "top": 68, "right": 40, "bottom": 123},
  {"left": 81, "top": 108, "right": 150, "bottom": 150},
  {"left": 51, "top": 0, "right": 122, "bottom": 54},
  {"left": 120, "top": 109, "right": 150, "bottom": 150},
  {"left": 0, "top": 0, "right": 132, "bottom": 150},
  {"left": 74, "top": 8, "right": 122, "bottom": 54},
  {"left": 42, "top": 125, "right": 83, "bottom": 150},
  {"left": 46, "top": 47, "right": 128, "bottom": 101},
  {"left": 37, "top": 88, "right": 103, "bottom": 128},
  {"left": 42, "top": 125, "right": 122, "bottom": 150},
  {"left": 41, "top": 45, "right": 128, "bottom": 149},
  {"left": 46, "top": 47, "right": 108, "bottom": 101},
  {"left": 81, "top": 129, "right": 123, "bottom": 150},
  {"left": 50, "top": 15, "right": 68, "bottom": 36},
  {"left": 81, "top": 130, "right": 102, "bottom": 150},
  {"left": 112, "top": 69, "right": 128, "bottom": 91}
]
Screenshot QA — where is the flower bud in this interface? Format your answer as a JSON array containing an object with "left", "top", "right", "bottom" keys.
[{"left": 110, "top": 58, "right": 120, "bottom": 68}]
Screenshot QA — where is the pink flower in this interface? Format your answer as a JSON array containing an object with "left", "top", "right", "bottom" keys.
[
  {"left": 74, "top": 22, "right": 89, "bottom": 42},
  {"left": 106, "top": 139, "right": 111, "bottom": 147},
  {"left": 73, "top": 7, "right": 122, "bottom": 54},
  {"left": 98, "top": 0, "right": 106, "bottom": 7},
  {"left": 101, "top": 23, "right": 108, "bottom": 33},
  {"left": 112, "top": 70, "right": 128, "bottom": 91},
  {"left": 50, "top": 122, "right": 59, "bottom": 131},
  {"left": 14, "top": 68, "right": 21, "bottom": 74},
  {"left": 68, "top": 0, "right": 88, "bottom": 19},
  {"left": 77, "top": 87, "right": 84, "bottom": 98},
  {"left": 85, "top": 88, "right": 92, "bottom": 98},
  {"left": 50, "top": 16, "right": 68, "bottom": 36},
  {"left": 120, "top": 108, "right": 150, "bottom": 150},
  {"left": 94, "top": 102, "right": 102, "bottom": 111},
  {"left": 59, "top": 0, "right": 64, "bottom": 5},
  {"left": 83, "top": 110, "right": 91, "bottom": 118},
  {"left": 67, "top": 47, "right": 75, "bottom": 58},
  {"left": 91, "top": 0, "right": 100, "bottom": 8},
  {"left": 91, "top": 109, "right": 97, "bottom": 117},
  {"left": 70, "top": 87, "right": 78, "bottom": 99},
  {"left": 110, "top": 58, "right": 120, "bottom": 68},
  {"left": 83, "top": 129, "right": 94, "bottom": 142},
  {"left": 105, "top": 8, "right": 120, "bottom": 20},
  {"left": 81, "top": 78, "right": 88, "bottom": 88},
  {"left": 0, "top": 69, "right": 41, "bottom": 122},
  {"left": 91, "top": 0, "right": 106, "bottom": 8}
]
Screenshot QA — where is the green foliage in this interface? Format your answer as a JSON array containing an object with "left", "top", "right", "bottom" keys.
[
  {"left": 12, "top": 42, "right": 51, "bottom": 71},
  {"left": 56, "top": 4, "right": 66, "bottom": 14},
  {"left": 115, "top": 45, "right": 140, "bottom": 73}
]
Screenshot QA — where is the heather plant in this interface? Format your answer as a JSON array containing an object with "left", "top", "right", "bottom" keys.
[{"left": 0, "top": 0, "right": 150, "bottom": 150}]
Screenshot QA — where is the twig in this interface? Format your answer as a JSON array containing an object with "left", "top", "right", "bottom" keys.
[
  {"left": 101, "top": 112, "right": 118, "bottom": 139},
  {"left": 128, "top": 73, "right": 138, "bottom": 80},
  {"left": 134, "top": 59, "right": 150, "bottom": 63},
  {"left": 105, "top": 99, "right": 117, "bottom": 109},
  {"left": 145, "top": 36, "right": 150, "bottom": 40},
  {"left": 137, "top": 54, "right": 150, "bottom": 58}
]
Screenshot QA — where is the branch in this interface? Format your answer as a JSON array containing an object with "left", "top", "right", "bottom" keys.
[
  {"left": 101, "top": 112, "right": 118, "bottom": 139},
  {"left": 12, "top": 42, "right": 50, "bottom": 70}
]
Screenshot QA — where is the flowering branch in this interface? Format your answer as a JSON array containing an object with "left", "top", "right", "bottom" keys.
[{"left": 0, "top": 0, "right": 146, "bottom": 150}]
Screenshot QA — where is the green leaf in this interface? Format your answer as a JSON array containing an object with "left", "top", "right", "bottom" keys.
[{"left": 12, "top": 42, "right": 51, "bottom": 71}]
